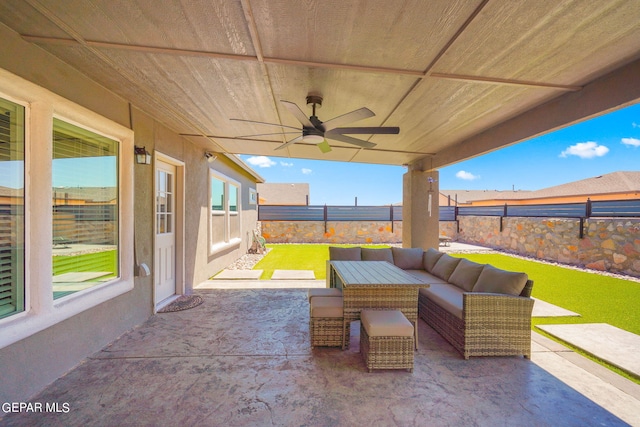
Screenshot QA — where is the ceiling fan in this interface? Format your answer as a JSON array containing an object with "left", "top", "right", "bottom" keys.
[{"left": 232, "top": 95, "right": 399, "bottom": 153}]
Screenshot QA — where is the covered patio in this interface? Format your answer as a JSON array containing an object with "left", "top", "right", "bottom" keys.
[
  {"left": 1, "top": 0, "right": 640, "bottom": 418},
  {"left": 2, "top": 287, "right": 638, "bottom": 426}
]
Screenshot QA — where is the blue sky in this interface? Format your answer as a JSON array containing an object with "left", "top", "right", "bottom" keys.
[{"left": 240, "top": 102, "right": 640, "bottom": 205}]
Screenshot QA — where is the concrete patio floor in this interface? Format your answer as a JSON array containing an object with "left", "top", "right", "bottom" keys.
[{"left": 2, "top": 288, "right": 639, "bottom": 427}]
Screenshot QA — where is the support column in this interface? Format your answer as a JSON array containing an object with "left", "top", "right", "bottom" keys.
[{"left": 402, "top": 168, "right": 439, "bottom": 249}]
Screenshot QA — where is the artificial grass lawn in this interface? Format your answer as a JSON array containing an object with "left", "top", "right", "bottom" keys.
[{"left": 253, "top": 244, "right": 390, "bottom": 280}]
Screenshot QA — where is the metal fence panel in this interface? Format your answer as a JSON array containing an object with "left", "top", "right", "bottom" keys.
[
  {"left": 458, "top": 206, "right": 504, "bottom": 216},
  {"left": 591, "top": 200, "right": 640, "bottom": 217},
  {"left": 392, "top": 205, "right": 403, "bottom": 221},
  {"left": 440, "top": 206, "right": 456, "bottom": 221},
  {"left": 507, "top": 203, "right": 586, "bottom": 218},
  {"left": 258, "top": 205, "right": 325, "bottom": 221},
  {"left": 327, "top": 206, "right": 391, "bottom": 221}
]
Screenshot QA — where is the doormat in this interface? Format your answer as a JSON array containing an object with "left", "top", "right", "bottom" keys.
[{"left": 158, "top": 294, "right": 204, "bottom": 313}]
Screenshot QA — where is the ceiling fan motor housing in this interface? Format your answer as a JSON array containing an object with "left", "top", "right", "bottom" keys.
[{"left": 302, "top": 127, "right": 325, "bottom": 143}]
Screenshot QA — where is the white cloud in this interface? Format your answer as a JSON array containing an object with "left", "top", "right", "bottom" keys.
[
  {"left": 301, "top": 168, "right": 312, "bottom": 175},
  {"left": 559, "top": 141, "right": 609, "bottom": 159},
  {"left": 633, "top": 122, "right": 640, "bottom": 128},
  {"left": 280, "top": 161, "right": 294, "bottom": 167},
  {"left": 456, "top": 170, "right": 479, "bottom": 181},
  {"left": 622, "top": 137, "right": 640, "bottom": 147},
  {"left": 245, "top": 156, "right": 276, "bottom": 168}
]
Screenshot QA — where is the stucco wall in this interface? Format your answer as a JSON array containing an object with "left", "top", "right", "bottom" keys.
[
  {"left": 454, "top": 216, "right": 640, "bottom": 277},
  {"left": 0, "top": 24, "right": 258, "bottom": 402},
  {"left": 262, "top": 221, "right": 402, "bottom": 243}
]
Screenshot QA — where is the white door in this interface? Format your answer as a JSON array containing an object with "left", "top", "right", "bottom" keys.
[{"left": 155, "top": 161, "right": 176, "bottom": 305}]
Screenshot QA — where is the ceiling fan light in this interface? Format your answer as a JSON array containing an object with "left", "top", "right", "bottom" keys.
[{"left": 302, "top": 134, "right": 325, "bottom": 144}]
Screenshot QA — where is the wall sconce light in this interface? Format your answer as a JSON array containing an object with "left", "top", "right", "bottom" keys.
[
  {"left": 205, "top": 152, "right": 217, "bottom": 163},
  {"left": 134, "top": 146, "right": 152, "bottom": 165}
]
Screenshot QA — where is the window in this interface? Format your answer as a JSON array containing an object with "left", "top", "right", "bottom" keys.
[
  {"left": 210, "top": 176, "right": 226, "bottom": 245},
  {"left": 229, "top": 183, "right": 239, "bottom": 240},
  {"left": 210, "top": 172, "right": 241, "bottom": 250},
  {"left": 52, "top": 119, "right": 119, "bottom": 299},
  {"left": 0, "top": 72, "right": 134, "bottom": 350},
  {"left": 0, "top": 97, "right": 25, "bottom": 319}
]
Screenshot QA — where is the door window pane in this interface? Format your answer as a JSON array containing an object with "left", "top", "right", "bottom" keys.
[
  {"left": 52, "top": 119, "right": 119, "bottom": 299},
  {"left": 0, "top": 97, "right": 25, "bottom": 319}
]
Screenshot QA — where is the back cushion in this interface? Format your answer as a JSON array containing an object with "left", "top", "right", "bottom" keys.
[
  {"left": 391, "top": 247, "right": 424, "bottom": 270},
  {"left": 423, "top": 248, "right": 444, "bottom": 273},
  {"left": 448, "top": 259, "right": 485, "bottom": 292},
  {"left": 329, "top": 246, "right": 361, "bottom": 261},
  {"left": 473, "top": 265, "right": 528, "bottom": 296},
  {"left": 431, "top": 254, "right": 461, "bottom": 281},
  {"left": 361, "top": 247, "right": 394, "bottom": 263}
]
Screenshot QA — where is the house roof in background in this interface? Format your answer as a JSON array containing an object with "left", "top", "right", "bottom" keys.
[
  {"left": 440, "top": 189, "right": 531, "bottom": 204},
  {"left": 257, "top": 183, "right": 310, "bottom": 205},
  {"left": 443, "top": 171, "right": 640, "bottom": 203}
]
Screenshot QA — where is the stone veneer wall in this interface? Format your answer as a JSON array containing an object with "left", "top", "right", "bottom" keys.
[
  {"left": 261, "top": 217, "right": 640, "bottom": 277},
  {"left": 261, "top": 221, "right": 402, "bottom": 244},
  {"left": 454, "top": 216, "right": 640, "bottom": 278}
]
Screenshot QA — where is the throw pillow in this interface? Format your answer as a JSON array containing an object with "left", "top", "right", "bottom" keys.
[
  {"left": 329, "top": 246, "right": 361, "bottom": 261},
  {"left": 448, "top": 259, "right": 485, "bottom": 292},
  {"left": 473, "top": 265, "right": 528, "bottom": 296},
  {"left": 423, "top": 248, "right": 444, "bottom": 272},
  {"left": 391, "top": 247, "right": 424, "bottom": 270},
  {"left": 431, "top": 254, "right": 461, "bottom": 281},
  {"left": 361, "top": 247, "right": 394, "bottom": 263}
]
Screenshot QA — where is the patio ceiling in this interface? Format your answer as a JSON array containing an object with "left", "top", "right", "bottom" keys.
[{"left": 1, "top": 0, "right": 639, "bottom": 168}]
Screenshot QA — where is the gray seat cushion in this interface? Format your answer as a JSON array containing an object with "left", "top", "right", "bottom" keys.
[
  {"left": 423, "top": 248, "right": 444, "bottom": 273},
  {"left": 420, "top": 284, "right": 464, "bottom": 319},
  {"left": 360, "top": 309, "right": 413, "bottom": 337},
  {"left": 473, "top": 265, "right": 528, "bottom": 296},
  {"left": 448, "top": 259, "right": 485, "bottom": 292},
  {"left": 329, "top": 246, "right": 361, "bottom": 261},
  {"left": 361, "top": 247, "right": 394, "bottom": 263},
  {"left": 392, "top": 247, "right": 423, "bottom": 270},
  {"left": 431, "top": 253, "right": 462, "bottom": 281}
]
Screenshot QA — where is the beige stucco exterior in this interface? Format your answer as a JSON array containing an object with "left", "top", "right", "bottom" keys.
[{"left": 0, "top": 24, "right": 261, "bottom": 402}]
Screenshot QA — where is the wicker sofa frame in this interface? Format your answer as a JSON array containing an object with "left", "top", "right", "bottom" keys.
[{"left": 418, "top": 280, "right": 534, "bottom": 359}]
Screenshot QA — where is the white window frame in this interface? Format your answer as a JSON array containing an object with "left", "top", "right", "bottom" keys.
[
  {"left": 209, "top": 170, "right": 241, "bottom": 254},
  {"left": 0, "top": 69, "right": 134, "bottom": 350}
]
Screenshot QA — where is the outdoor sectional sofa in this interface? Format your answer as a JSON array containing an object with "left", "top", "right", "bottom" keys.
[{"left": 328, "top": 246, "right": 534, "bottom": 359}]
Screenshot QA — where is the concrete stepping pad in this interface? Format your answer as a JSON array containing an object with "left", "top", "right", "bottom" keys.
[
  {"left": 532, "top": 298, "right": 580, "bottom": 317},
  {"left": 271, "top": 270, "right": 316, "bottom": 280},
  {"left": 213, "top": 269, "right": 263, "bottom": 280},
  {"left": 538, "top": 323, "right": 640, "bottom": 377}
]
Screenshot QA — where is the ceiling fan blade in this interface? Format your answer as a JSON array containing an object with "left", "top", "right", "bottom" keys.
[
  {"left": 280, "top": 100, "right": 314, "bottom": 128},
  {"left": 317, "top": 140, "right": 332, "bottom": 153},
  {"left": 236, "top": 131, "right": 299, "bottom": 138},
  {"left": 230, "top": 118, "right": 300, "bottom": 131},
  {"left": 321, "top": 107, "right": 375, "bottom": 132},
  {"left": 274, "top": 135, "right": 303, "bottom": 151},
  {"left": 326, "top": 133, "right": 376, "bottom": 149},
  {"left": 327, "top": 126, "right": 400, "bottom": 135}
]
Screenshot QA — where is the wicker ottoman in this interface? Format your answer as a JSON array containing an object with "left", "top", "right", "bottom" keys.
[
  {"left": 309, "top": 296, "right": 349, "bottom": 348},
  {"left": 360, "top": 310, "right": 415, "bottom": 373}
]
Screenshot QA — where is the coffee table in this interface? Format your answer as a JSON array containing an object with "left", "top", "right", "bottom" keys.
[{"left": 329, "top": 260, "right": 429, "bottom": 349}]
